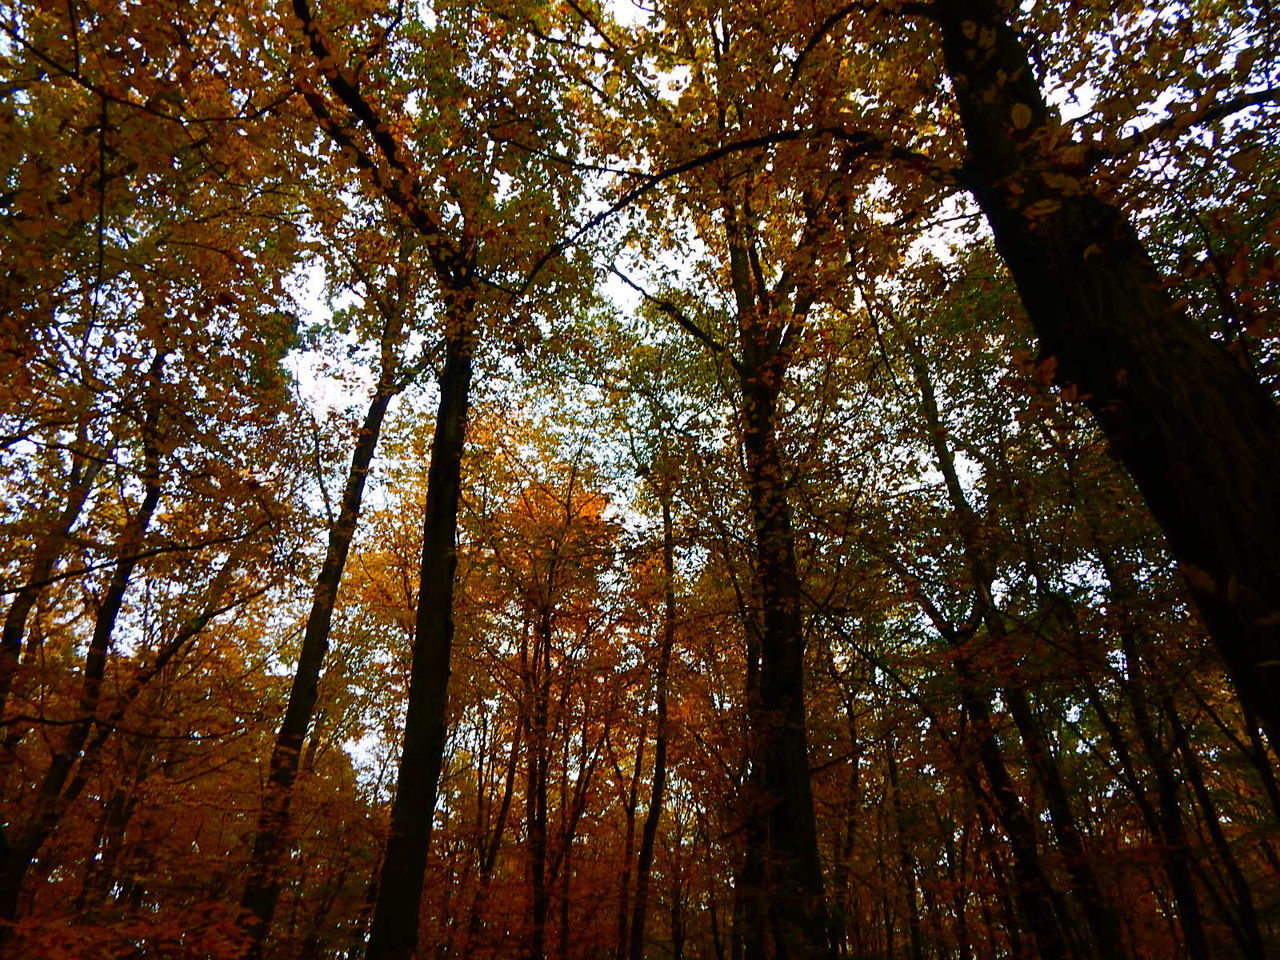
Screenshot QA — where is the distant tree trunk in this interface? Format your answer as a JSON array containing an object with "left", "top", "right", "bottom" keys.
[
  {"left": 955, "top": 660, "right": 1070, "bottom": 960},
  {"left": 940, "top": 815, "right": 973, "bottom": 960},
  {"left": 934, "top": 0, "right": 1280, "bottom": 748},
  {"left": 1117, "top": 646, "right": 1212, "bottom": 960},
  {"left": 364, "top": 303, "right": 477, "bottom": 960},
  {"left": 903, "top": 339, "right": 1082, "bottom": 960},
  {"left": 242, "top": 290, "right": 407, "bottom": 958},
  {"left": 526, "top": 607, "right": 553, "bottom": 960},
  {"left": 1165, "top": 701, "right": 1266, "bottom": 960},
  {"left": 1074, "top": 476, "right": 1217, "bottom": 959},
  {"left": 628, "top": 492, "right": 677, "bottom": 960},
  {"left": 463, "top": 721, "right": 521, "bottom": 956},
  {"left": 0, "top": 436, "right": 102, "bottom": 724},
  {"left": 884, "top": 743, "right": 924, "bottom": 960},
  {"left": 614, "top": 733, "right": 645, "bottom": 960},
  {"left": 823, "top": 643, "right": 861, "bottom": 959},
  {"left": 0, "top": 355, "right": 165, "bottom": 949}
]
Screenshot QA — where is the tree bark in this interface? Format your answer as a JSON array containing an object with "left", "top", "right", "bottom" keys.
[
  {"left": 717, "top": 190, "right": 831, "bottom": 960},
  {"left": 934, "top": 0, "right": 1280, "bottom": 748}
]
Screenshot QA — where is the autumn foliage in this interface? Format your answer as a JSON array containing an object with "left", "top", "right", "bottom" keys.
[{"left": 2, "top": 1, "right": 1279, "bottom": 959}]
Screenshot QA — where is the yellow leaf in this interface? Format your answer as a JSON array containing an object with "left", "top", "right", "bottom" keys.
[{"left": 1011, "top": 103, "right": 1033, "bottom": 130}]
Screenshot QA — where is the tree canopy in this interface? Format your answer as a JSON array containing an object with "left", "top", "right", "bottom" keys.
[{"left": 2, "top": 1, "right": 1279, "bottom": 958}]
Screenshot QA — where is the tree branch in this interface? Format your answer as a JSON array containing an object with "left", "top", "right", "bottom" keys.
[
  {"left": 609, "top": 266, "right": 745, "bottom": 377},
  {"left": 1091, "top": 86, "right": 1280, "bottom": 162}
]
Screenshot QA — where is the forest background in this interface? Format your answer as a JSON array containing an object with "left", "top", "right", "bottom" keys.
[{"left": 2, "top": 1, "right": 1280, "bottom": 959}]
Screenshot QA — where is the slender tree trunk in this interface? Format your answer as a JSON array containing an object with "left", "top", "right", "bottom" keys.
[
  {"left": 525, "top": 606, "right": 553, "bottom": 960},
  {"left": 0, "top": 357, "right": 165, "bottom": 948},
  {"left": 885, "top": 744, "right": 923, "bottom": 960},
  {"left": 463, "top": 722, "right": 521, "bottom": 956},
  {"left": 956, "top": 660, "right": 1070, "bottom": 960},
  {"left": 614, "top": 733, "right": 645, "bottom": 960},
  {"left": 906, "top": 337, "right": 1124, "bottom": 959},
  {"left": 1118, "top": 652, "right": 1212, "bottom": 960},
  {"left": 934, "top": 0, "right": 1280, "bottom": 748},
  {"left": 242, "top": 300, "right": 406, "bottom": 958},
  {"left": 364, "top": 306, "right": 477, "bottom": 960},
  {"left": 1165, "top": 701, "right": 1266, "bottom": 960},
  {"left": 1003, "top": 686, "right": 1122, "bottom": 959},
  {"left": 628, "top": 494, "right": 677, "bottom": 960},
  {"left": 0, "top": 441, "right": 102, "bottom": 725},
  {"left": 824, "top": 648, "right": 860, "bottom": 960}
]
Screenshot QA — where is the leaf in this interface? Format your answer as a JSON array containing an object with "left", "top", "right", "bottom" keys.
[{"left": 1011, "top": 103, "right": 1033, "bottom": 130}]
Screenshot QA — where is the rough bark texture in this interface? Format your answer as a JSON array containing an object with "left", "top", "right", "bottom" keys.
[{"left": 935, "top": 0, "right": 1280, "bottom": 747}]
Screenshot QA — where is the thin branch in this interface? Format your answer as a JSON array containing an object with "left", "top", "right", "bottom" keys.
[
  {"left": 0, "top": 521, "right": 272, "bottom": 597},
  {"left": 291, "top": 0, "right": 467, "bottom": 281},
  {"left": 0, "top": 22, "right": 293, "bottom": 125},
  {"left": 525, "top": 125, "right": 945, "bottom": 289},
  {"left": 1091, "top": 86, "right": 1280, "bottom": 161},
  {"left": 609, "top": 266, "right": 745, "bottom": 376},
  {"left": 790, "top": 0, "right": 938, "bottom": 85}
]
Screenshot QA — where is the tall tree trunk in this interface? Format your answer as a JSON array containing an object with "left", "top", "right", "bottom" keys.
[
  {"left": 954, "top": 659, "right": 1070, "bottom": 960},
  {"left": 463, "top": 721, "right": 521, "bottom": 957},
  {"left": 1117, "top": 644, "right": 1212, "bottom": 960},
  {"left": 242, "top": 295, "right": 407, "bottom": 958},
  {"left": 717, "top": 188, "right": 830, "bottom": 959},
  {"left": 933, "top": 0, "right": 1280, "bottom": 747},
  {"left": 628, "top": 494, "right": 677, "bottom": 960},
  {"left": 364, "top": 306, "right": 477, "bottom": 960},
  {"left": 737, "top": 366, "right": 831, "bottom": 960},
  {"left": 614, "top": 733, "right": 645, "bottom": 960},
  {"left": 526, "top": 608, "right": 552, "bottom": 960}
]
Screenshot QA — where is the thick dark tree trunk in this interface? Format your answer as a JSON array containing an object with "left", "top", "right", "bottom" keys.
[
  {"left": 934, "top": 0, "right": 1280, "bottom": 747},
  {"left": 364, "top": 309, "right": 476, "bottom": 960},
  {"left": 241, "top": 303, "right": 405, "bottom": 958},
  {"left": 737, "top": 369, "right": 831, "bottom": 960}
]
